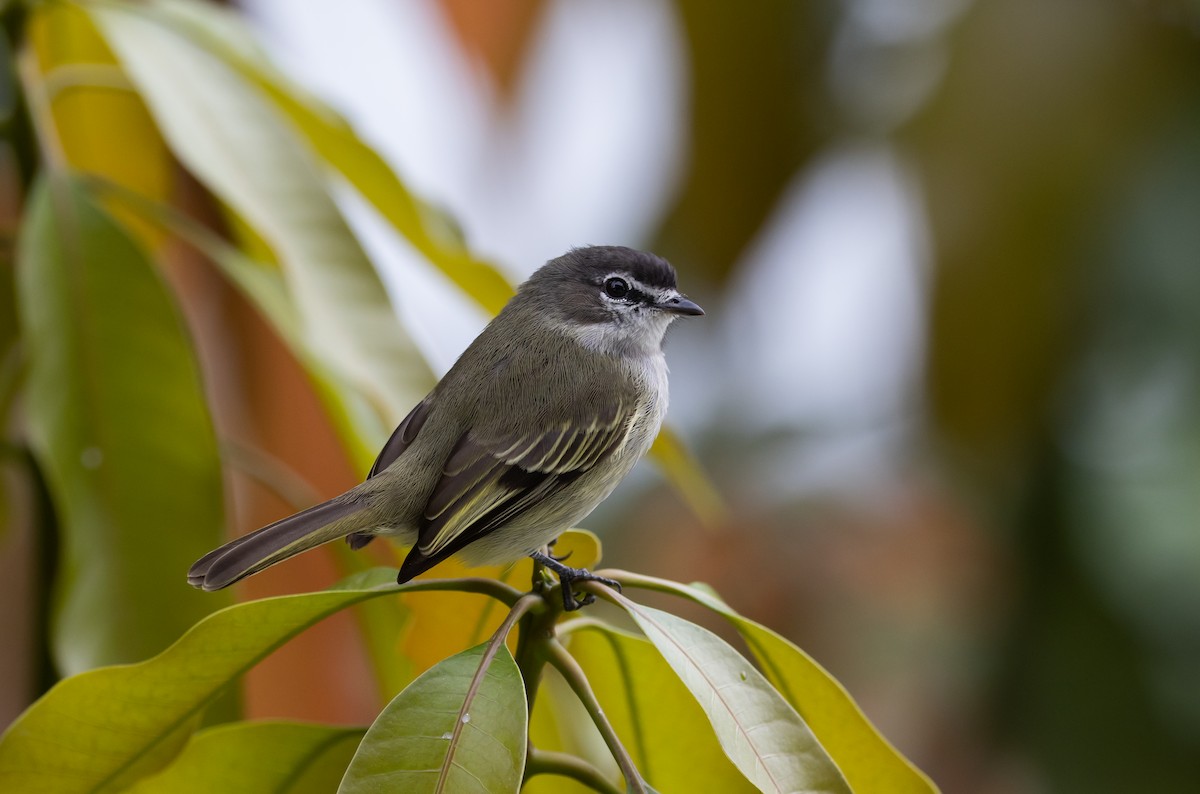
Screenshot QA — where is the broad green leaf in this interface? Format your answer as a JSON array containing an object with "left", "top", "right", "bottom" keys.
[
  {"left": 128, "top": 721, "right": 364, "bottom": 794},
  {"left": 0, "top": 579, "right": 402, "bottom": 794},
  {"left": 609, "top": 595, "right": 851, "bottom": 794},
  {"left": 339, "top": 643, "right": 527, "bottom": 794},
  {"left": 328, "top": 553, "right": 414, "bottom": 700},
  {"left": 612, "top": 574, "right": 939, "bottom": 793},
  {"left": 78, "top": 174, "right": 392, "bottom": 478},
  {"left": 77, "top": 180, "right": 416, "bottom": 702},
  {"left": 16, "top": 176, "right": 226, "bottom": 674},
  {"left": 566, "top": 624, "right": 754, "bottom": 793},
  {"left": 87, "top": 0, "right": 435, "bottom": 470}
]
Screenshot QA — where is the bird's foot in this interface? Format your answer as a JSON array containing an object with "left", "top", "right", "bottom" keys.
[
  {"left": 529, "top": 550, "right": 621, "bottom": 611},
  {"left": 544, "top": 537, "right": 572, "bottom": 564}
]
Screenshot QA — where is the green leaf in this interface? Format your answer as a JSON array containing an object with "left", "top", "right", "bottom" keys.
[
  {"left": 128, "top": 721, "right": 364, "bottom": 794},
  {"left": 16, "top": 175, "right": 226, "bottom": 674},
  {"left": 566, "top": 624, "right": 755, "bottom": 793},
  {"left": 338, "top": 643, "right": 527, "bottom": 794},
  {"left": 609, "top": 595, "right": 852, "bottom": 794},
  {"left": 0, "top": 580, "right": 401, "bottom": 794},
  {"left": 614, "top": 574, "right": 939, "bottom": 793},
  {"left": 86, "top": 0, "right": 435, "bottom": 470},
  {"left": 76, "top": 174, "right": 399, "bottom": 487}
]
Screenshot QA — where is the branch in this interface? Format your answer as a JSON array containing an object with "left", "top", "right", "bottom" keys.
[
  {"left": 389, "top": 576, "right": 526, "bottom": 607},
  {"left": 545, "top": 639, "right": 651, "bottom": 794},
  {"left": 525, "top": 747, "right": 621, "bottom": 794}
]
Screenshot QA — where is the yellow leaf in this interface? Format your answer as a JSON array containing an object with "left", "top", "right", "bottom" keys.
[{"left": 29, "top": 4, "right": 169, "bottom": 245}]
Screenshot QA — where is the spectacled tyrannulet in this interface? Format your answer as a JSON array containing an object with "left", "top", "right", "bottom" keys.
[{"left": 189, "top": 246, "right": 703, "bottom": 609}]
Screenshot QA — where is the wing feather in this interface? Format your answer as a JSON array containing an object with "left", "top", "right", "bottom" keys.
[
  {"left": 368, "top": 399, "right": 432, "bottom": 478},
  {"left": 397, "top": 397, "right": 634, "bottom": 578}
]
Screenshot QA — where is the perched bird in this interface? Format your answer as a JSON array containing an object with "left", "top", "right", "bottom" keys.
[{"left": 188, "top": 246, "right": 703, "bottom": 609}]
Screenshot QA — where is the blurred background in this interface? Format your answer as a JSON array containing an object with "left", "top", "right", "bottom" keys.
[{"left": 4, "top": 0, "right": 1200, "bottom": 791}]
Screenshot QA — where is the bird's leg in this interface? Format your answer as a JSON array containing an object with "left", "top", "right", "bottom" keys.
[{"left": 529, "top": 550, "right": 622, "bottom": 611}]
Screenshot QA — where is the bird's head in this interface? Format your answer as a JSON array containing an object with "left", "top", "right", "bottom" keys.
[{"left": 522, "top": 246, "right": 704, "bottom": 356}]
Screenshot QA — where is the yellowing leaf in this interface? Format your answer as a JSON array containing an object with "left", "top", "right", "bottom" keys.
[
  {"left": 128, "top": 722, "right": 364, "bottom": 794},
  {"left": 88, "top": 0, "right": 435, "bottom": 470},
  {"left": 397, "top": 529, "right": 600, "bottom": 678},
  {"left": 29, "top": 4, "right": 169, "bottom": 243},
  {"left": 566, "top": 624, "right": 755, "bottom": 792},
  {"left": 611, "top": 573, "right": 940, "bottom": 793},
  {"left": 609, "top": 595, "right": 852, "bottom": 794}
]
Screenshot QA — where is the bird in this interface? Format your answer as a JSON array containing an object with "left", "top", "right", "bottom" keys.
[{"left": 188, "top": 245, "right": 703, "bottom": 610}]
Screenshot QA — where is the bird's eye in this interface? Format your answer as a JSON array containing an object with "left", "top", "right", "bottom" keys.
[{"left": 604, "top": 277, "right": 630, "bottom": 299}]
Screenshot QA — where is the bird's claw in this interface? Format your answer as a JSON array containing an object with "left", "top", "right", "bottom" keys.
[{"left": 529, "top": 550, "right": 621, "bottom": 612}]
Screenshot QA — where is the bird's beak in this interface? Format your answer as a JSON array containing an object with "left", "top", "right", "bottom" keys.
[{"left": 657, "top": 294, "right": 705, "bottom": 316}]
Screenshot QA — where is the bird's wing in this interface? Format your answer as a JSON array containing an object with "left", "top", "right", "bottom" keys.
[
  {"left": 396, "top": 396, "right": 637, "bottom": 580},
  {"left": 368, "top": 398, "right": 433, "bottom": 478}
]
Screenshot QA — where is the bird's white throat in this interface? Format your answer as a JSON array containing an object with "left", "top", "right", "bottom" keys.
[{"left": 555, "top": 312, "right": 675, "bottom": 358}]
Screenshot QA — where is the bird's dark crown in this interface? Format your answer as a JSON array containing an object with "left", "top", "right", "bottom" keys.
[{"left": 530, "top": 246, "right": 678, "bottom": 292}]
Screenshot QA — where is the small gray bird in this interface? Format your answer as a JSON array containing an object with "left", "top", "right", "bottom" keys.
[{"left": 188, "top": 246, "right": 703, "bottom": 609}]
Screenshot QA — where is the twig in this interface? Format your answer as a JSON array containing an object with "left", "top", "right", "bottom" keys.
[
  {"left": 221, "top": 439, "right": 323, "bottom": 511},
  {"left": 525, "top": 747, "right": 621, "bottom": 794},
  {"left": 390, "top": 576, "right": 526, "bottom": 607},
  {"left": 545, "top": 639, "right": 650, "bottom": 794}
]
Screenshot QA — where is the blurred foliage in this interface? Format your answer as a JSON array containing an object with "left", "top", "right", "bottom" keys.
[
  {"left": 18, "top": 176, "right": 225, "bottom": 674},
  {"left": 0, "top": 0, "right": 932, "bottom": 791},
  {"left": 2, "top": 0, "right": 1199, "bottom": 791}
]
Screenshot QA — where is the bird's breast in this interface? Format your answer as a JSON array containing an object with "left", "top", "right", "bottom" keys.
[{"left": 618, "top": 353, "right": 670, "bottom": 461}]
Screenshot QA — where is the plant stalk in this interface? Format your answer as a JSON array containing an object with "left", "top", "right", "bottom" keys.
[
  {"left": 545, "top": 639, "right": 650, "bottom": 794},
  {"left": 524, "top": 747, "right": 621, "bottom": 794}
]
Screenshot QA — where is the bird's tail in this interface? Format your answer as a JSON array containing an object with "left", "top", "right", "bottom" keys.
[{"left": 188, "top": 496, "right": 372, "bottom": 591}]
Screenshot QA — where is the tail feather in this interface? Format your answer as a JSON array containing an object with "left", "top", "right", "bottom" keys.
[{"left": 188, "top": 497, "right": 371, "bottom": 591}]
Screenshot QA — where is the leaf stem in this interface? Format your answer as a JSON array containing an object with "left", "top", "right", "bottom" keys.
[
  {"left": 512, "top": 596, "right": 558, "bottom": 714},
  {"left": 524, "top": 747, "right": 621, "bottom": 794},
  {"left": 590, "top": 569, "right": 721, "bottom": 605},
  {"left": 221, "top": 439, "right": 324, "bottom": 511},
  {"left": 436, "top": 593, "right": 542, "bottom": 792},
  {"left": 545, "top": 639, "right": 650, "bottom": 794},
  {"left": 389, "top": 576, "right": 526, "bottom": 607},
  {"left": 16, "top": 40, "right": 66, "bottom": 171}
]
